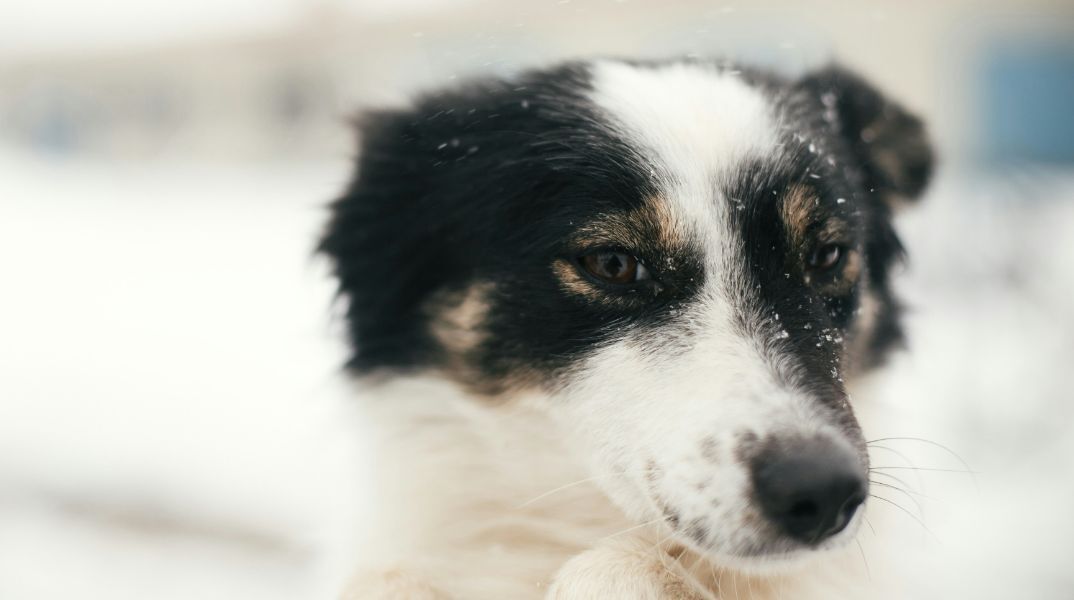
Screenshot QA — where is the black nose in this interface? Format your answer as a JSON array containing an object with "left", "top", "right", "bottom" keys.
[{"left": 751, "top": 437, "right": 867, "bottom": 545}]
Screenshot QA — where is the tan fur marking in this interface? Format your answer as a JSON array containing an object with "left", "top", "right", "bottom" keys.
[
  {"left": 551, "top": 258, "right": 608, "bottom": 304},
  {"left": 842, "top": 288, "right": 881, "bottom": 376},
  {"left": 637, "top": 194, "right": 685, "bottom": 250},
  {"left": 570, "top": 197, "right": 683, "bottom": 251},
  {"left": 428, "top": 282, "right": 492, "bottom": 356},
  {"left": 779, "top": 184, "right": 817, "bottom": 247},
  {"left": 427, "top": 282, "right": 541, "bottom": 396},
  {"left": 840, "top": 247, "right": 863, "bottom": 287}
]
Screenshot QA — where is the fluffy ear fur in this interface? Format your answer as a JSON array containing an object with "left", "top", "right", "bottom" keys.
[
  {"left": 317, "top": 63, "right": 604, "bottom": 375},
  {"left": 318, "top": 108, "right": 456, "bottom": 372},
  {"left": 797, "top": 66, "right": 934, "bottom": 204}
]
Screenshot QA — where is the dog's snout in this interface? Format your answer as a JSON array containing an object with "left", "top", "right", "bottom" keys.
[{"left": 751, "top": 437, "right": 866, "bottom": 545}]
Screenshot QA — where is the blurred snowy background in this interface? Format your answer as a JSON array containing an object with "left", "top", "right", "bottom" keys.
[{"left": 1, "top": 1, "right": 1073, "bottom": 598}]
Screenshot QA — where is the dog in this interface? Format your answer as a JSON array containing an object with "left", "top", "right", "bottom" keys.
[{"left": 318, "top": 57, "right": 933, "bottom": 599}]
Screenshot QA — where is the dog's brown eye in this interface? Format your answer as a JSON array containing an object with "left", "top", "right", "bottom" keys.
[
  {"left": 808, "top": 243, "right": 844, "bottom": 272},
  {"left": 579, "top": 251, "right": 648, "bottom": 285}
]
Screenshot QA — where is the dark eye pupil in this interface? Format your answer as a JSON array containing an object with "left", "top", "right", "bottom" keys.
[
  {"left": 580, "top": 252, "right": 638, "bottom": 284},
  {"left": 603, "top": 254, "right": 624, "bottom": 277},
  {"left": 811, "top": 244, "right": 842, "bottom": 270}
]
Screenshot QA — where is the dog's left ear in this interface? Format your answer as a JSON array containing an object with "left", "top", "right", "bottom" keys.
[{"left": 797, "top": 65, "right": 934, "bottom": 205}]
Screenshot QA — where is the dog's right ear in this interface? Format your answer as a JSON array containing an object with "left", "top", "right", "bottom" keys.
[
  {"left": 319, "top": 108, "right": 463, "bottom": 372},
  {"left": 796, "top": 66, "right": 935, "bottom": 206}
]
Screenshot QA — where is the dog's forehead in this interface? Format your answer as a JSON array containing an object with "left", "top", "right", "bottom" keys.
[{"left": 587, "top": 61, "right": 782, "bottom": 234}]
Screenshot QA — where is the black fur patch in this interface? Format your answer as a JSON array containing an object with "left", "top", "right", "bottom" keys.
[{"left": 321, "top": 62, "right": 653, "bottom": 380}]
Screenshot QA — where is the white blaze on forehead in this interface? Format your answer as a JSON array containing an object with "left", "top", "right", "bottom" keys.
[
  {"left": 586, "top": 60, "right": 785, "bottom": 351},
  {"left": 587, "top": 60, "right": 781, "bottom": 228}
]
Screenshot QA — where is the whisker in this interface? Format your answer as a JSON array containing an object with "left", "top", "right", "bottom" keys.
[
  {"left": 652, "top": 531, "right": 684, "bottom": 581},
  {"left": 516, "top": 465, "right": 661, "bottom": 509},
  {"left": 862, "top": 513, "right": 876, "bottom": 536},
  {"left": 711, "top": 559, "right": 721, "bottom": 599},
  {"left": 516, "top": 475, "right": 604, "bottom": 508},
  {"left": 680, "top": 553, "right": 713, "bottom": 599},
  {"left": 715, "top": 563, "right": 725, "bottom": 598},
  {"left": 855, "top": 538, "right": 872, "bottom": 581},
  {"left": 653, "top": 527, "right": 717, "bottom": 598},
  {"left": 870, "top": 466, "right": 979, "bottom": 474},
  {"left": 869, "top": 480, "right": 926, "bottom": 518},
  {"left": 868, "top": 494, "right": 938, "bottom": 540},
  {"left": 866, "top": 443, "right": 926, "bottom": 492},
  {"left": 869, "top": 470, "right": 919, "bottom": 494},
  {"left": 867, "top": 443, "right": 917, "bottom": 467},
  {"left": 652, "top": 531, "right": 678, "bottom": 552},
  {"left": 600, "top": 517, "right": 665, "bottom": 542},
  {"left": 868, "top": 436, "right": 978, "bottom": 491},
  {"left": 869, "top": 478, "right": 940, "bottom": 502},
  {"left": 867, "top": 436, "right": 970, "bottom": 467}
]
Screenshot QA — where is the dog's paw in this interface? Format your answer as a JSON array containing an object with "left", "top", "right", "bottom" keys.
[
  {"left": 342, "top": 569, "right": 451, "bottom": 600},
  {"left": 546, "top": 538, "right": 715, "bottom": 600}
]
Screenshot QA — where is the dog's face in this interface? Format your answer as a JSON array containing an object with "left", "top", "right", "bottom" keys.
[{"left": 322, "top": 59, "right": 931, "bottom": 566}]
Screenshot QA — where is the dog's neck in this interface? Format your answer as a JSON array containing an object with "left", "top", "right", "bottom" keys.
[{"left": 345, "top": 375, "right": 631, "bottom": 597}]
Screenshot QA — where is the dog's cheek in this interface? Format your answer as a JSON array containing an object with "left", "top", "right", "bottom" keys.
[{"left": 545, "top": 342, "right": 681, "bottom": 522}]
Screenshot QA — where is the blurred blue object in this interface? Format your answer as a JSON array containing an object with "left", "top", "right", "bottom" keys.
[{"left": 980, "top": 41, "right": 1074, "bottom": 165}]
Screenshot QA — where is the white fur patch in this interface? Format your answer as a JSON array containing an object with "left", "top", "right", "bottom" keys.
[{"left": 588, "top": 60, "right": 779, "bottom": 230}]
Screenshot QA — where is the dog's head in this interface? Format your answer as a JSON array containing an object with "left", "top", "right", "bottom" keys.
[{"left": 322, "top": 59, "right": 932, "bottom": 566}]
